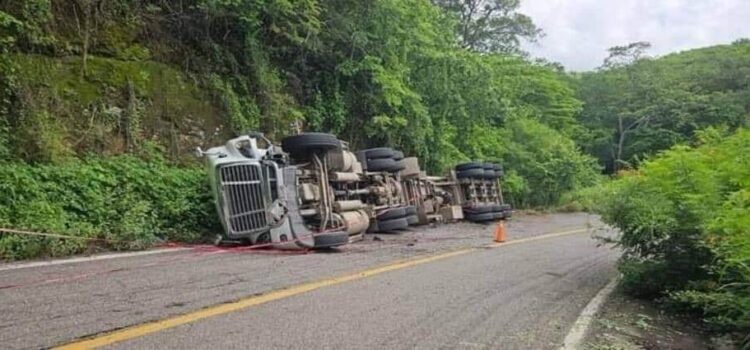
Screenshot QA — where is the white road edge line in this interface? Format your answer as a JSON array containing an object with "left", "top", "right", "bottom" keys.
[
  {"left": 560, "top": 275, "right": 620, "bottom": 350},
  {"left": 0, "top": 248, "right": 191, "bottom": 272}
]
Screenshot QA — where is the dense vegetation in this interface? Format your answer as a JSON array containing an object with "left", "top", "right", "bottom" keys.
[
  {"left": 569, "top": 40, "right": 750, "bottom": 340},
  {"left": 1, "top": 0, "right": 749, "bottom": 341},
  {"left": 574, "top": 40, "right": 750, "bottom": 172},
  {"left": 0, "top": 11, "right": 748, "bottom": 339},
  {"left": 0, "top": 152, "right": 218, "bottom": 259},
  {"left": 0, "top": 0, "right": 601, "bottom": 259},
  {"left": 590, "top": 128, "right": 750, "bottom": 336}
]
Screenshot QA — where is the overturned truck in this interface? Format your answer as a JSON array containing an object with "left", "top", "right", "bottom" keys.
[{"left": 199, "top": 132, "right": 512, "bottom": 249}]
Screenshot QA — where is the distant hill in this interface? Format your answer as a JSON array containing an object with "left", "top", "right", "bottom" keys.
[{"left": 574, "top": 39, "right": 750, "bottom": 172}]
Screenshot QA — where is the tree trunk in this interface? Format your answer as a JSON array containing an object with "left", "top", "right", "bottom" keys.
[
  {"left": 615, "top": 115, "right": 626, "bottom": 172},
  {"left": 75, "top": 0, "right": 93, "bottom": 78}
]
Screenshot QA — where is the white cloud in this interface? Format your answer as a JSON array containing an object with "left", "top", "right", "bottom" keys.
[{"left": 520, "top": 0, "right": 750, "bottom": 71}]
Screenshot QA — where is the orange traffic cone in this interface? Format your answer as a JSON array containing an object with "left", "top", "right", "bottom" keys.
[{"left": 494, "top": 221, "right": 506, "bottom": 243}]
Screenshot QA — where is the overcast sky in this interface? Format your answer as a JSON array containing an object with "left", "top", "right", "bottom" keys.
[{"left": 519, "top": 0, "right": 750, "bottom": 71}]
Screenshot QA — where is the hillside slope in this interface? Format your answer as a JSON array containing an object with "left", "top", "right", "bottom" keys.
[{"left": 574, "top": 39, "right": 750, "bottom": 171}]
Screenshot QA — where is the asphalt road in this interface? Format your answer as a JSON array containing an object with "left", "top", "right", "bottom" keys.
[{"left": 0, "top": 213, "right": 618, "bottom": 349}]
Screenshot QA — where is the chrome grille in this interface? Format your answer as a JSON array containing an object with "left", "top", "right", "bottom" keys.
[{"left": 219, "top": 163, "right": 268, "bottom": 235}]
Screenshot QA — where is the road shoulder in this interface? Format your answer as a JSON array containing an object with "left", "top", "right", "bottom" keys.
[{"left": 581, "top": 287, "right": 726, "bottom": 350}]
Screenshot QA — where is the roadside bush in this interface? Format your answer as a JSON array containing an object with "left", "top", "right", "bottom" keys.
[
  {"left": 592, "top": 129, "right": 750, "bottom": 334},
  {"left": 464, "top": 118, "right": 602, "bottom": 208},
  {"left": 0, "top": 156, "right": 219, "bottom": 260}
]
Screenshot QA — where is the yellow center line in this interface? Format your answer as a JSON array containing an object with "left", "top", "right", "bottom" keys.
[{"left": 54, "top": 227, "right": 594, "bottom": 350}]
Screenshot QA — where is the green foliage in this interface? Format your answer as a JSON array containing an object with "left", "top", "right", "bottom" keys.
[
  {"left": 0, "top": 156, "right": 219, "bottom": 260},
  {"left": 5, "top": 54, "right": 224, "bottom": 161},
  {"left": 592, "top": 129, "right": 750, "bottom": 332},
  {"left": 575, "top": 41, "right": 750, "bottom": 172},
  {"left": 208, "top": 74, "right": 261, "bottom": 135},
  {"left": 0, "top": 0, "right": 605, "bottom": 260},
  {"left": 431, "top": 0, "right": 542, "bottom": 53},
  {"left": 462, "top": 118, "right": 601, "bottom": 208}
]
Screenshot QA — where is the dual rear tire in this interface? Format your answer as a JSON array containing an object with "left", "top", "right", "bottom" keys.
[
  {"left": 281, "top": 133, "right": 341, "bottom": 159},
  {"left": 374, "top": 205, "right": 418, "bottom": 232},
  {"left": 455, "top": 162, "right": 503, "bottom": 180},
  {"left": 360, "top": 147, "right": 406, "bottom": 173},
  {"left": 464, "top": 204, "right": 512, "bottom": 222}
]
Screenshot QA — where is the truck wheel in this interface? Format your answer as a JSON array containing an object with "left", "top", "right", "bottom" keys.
[
  {"left": 404, "top": 205, "right": 417, "bottom": 216},
  {"left": 377, "top": 207, "right": 406, "bottom": 221},
  {"left": 377, "top": 217, "right": 409, "bottom": 232},
  {"left": 480, "top": 163, "right": 497, "bottom": 179},
  {"left": 464, "top": 205, "right": 494, "bottom": 214},
  {"left": 367, "top": 158, "right": 397, "bottom": 172},
  {"left": 386, "top": 159, "right": 406, "bottom": 172},
  {"left": 456, "top": 162, "right": 484, "bottom": 171},
  {"left": 465, "top": 212, "right": 496, "bottom": 222},
  {"left": 489, "top": 163, "right": 503, "bottom": 177},
  {"left": 281, "top": 133, "right": 341, "bottom": 155},
  {"left": 362, "top": 147, "right": 395, "bottom": 159},
  {"left": 313, "top": 231, "right": 349, "bottom": 248},
  {"left": 456, "top": 168, "right": 484, "bottom": 179},
  {"left": 406, "top": 215, "right": 419, "bottom": 225},
  {"left": 393, "top": 150, "right": 404, "bottom": 160}
]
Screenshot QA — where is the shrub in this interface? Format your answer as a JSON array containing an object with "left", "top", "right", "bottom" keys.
[
  {"left": 464, "top": 118, "right": 602, "bottom": 208},
  {"left": 0, "top": 156, "right": 219, "bottom": 260},
  {"left": 592, "top": 129, "right": 750, "bottom": 334}
]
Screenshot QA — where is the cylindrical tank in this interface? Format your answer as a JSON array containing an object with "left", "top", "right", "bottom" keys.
[
  {"left": 340, "top": 210, "right": 370, "bottom": 235},
  {"left": 330, "top": 172, "right": 361, "bottom": 182},
  {"left": 334, "top": 200, "right": 366, "bottom": 212}
]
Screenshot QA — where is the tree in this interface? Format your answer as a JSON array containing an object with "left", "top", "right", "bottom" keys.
[
  {"left": 71, "top": 0, "right": 105, "bottom": 77},
  {"left": 602, "top": 41, "right": 651, "bottom": 68},
  {"left": 600, "top": 42, "right": 654, "bottom": 171},
  {"left": 576, "top": 40, "right": 750, "bottom": 173},
  {"left": 432, "top": 0, "right": 542, "bottom": 53}
]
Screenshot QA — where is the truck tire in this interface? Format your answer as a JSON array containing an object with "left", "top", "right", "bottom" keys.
[
  {"left": 362, "top": 147, "right": 395, "bottom": 159},
  {"left": 480, "top": 163, "right": 496, "bottom": 179},
  {"left": 492, "top": 211, "right": 505, "bottom": 220},
  {"left": 377, "top": 217, "right": 409, "bottom": 231},
  {"left": 386, "top": 159, "right": 406, "bottom": 172},
  {"left": 404, "top": 205, "right": 417, "bottom": 216},
  {"left": 367, "top": 158, "right": 397, "bottom": 172},
  {"left": 377, "top": 207, "right": 406, "bottom": 221},
  {"left": 281, "top": 133, "right": 341, "bottom": 155},
  {"left": 465, "top": 212, "right": 496, "bottom": 222},
  {"left": 464, "top": 205, "right": 494, "bottom": 214},
  {"left": 456, "top": 168, "right": 484, "bottom": 179},
  {"left": 406, "top": 215, "right": 419, "bottom": 225},
  {"left": 393, "top": 150, "right": 404, "bottom": 160},
  {"left": 313, "top": 231, "right": 349, "bottom": 248},
  {"left": 456, "top": 162, "right": 484, "bottom": 171}
]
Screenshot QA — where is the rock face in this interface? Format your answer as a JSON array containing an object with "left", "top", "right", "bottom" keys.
[{"left": 6, "top": 54, "right": 231, "bottom": 163}]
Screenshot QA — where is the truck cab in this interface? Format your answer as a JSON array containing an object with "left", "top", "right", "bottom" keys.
[{"left": 200, "top": 133, "right": 350, "bottom": 249}]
